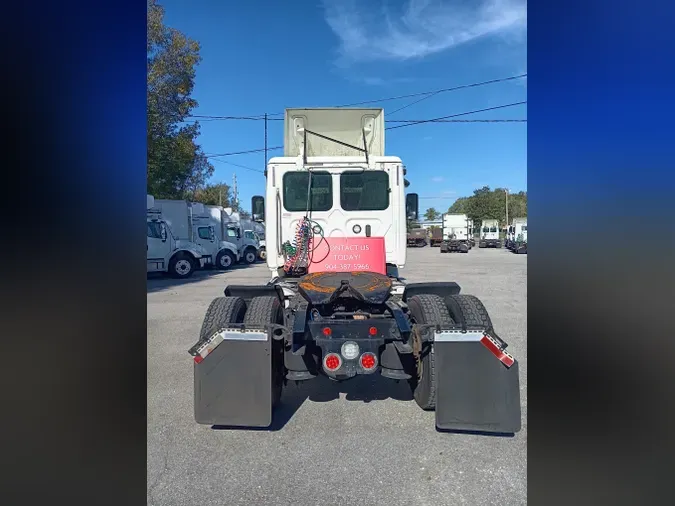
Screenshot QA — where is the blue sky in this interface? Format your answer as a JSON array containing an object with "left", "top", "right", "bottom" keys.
[{"left": 161, "top": 0, "right": 527, "bottom": 215}]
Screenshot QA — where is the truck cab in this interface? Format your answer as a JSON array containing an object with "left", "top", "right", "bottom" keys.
[
  {"left": 146, "top": 197, "right": 209, "bottom": 278},
  {"left": 513, "top": 220, "right": 527, "bottom": 254},
  {"left": 224, "top": 221, "right": 259, "bottom": 264},
  {"left": 440, "top": 213, "right": 471, "bottom": 253},
  {"left": 190, "top": 213, "right": 240, "bottom": 270},
  {"left": 479, "top": 219, "right": 501, "bottom": 248}
]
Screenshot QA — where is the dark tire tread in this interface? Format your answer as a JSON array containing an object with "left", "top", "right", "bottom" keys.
[
  {"left": 244, "top": 296, "right": 284, "bottom": 407},
  {"left": 408, "top": 294, "right": 454, "bottom": 410},
  {"left": 199, "top": 297, "right": 247, "bottom": 341},
  {"left": 445, "top": 294, "right": 493, "bottom": 329}
]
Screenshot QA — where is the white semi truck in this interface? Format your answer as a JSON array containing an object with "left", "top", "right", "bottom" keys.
[
  {"left": 479, "top": 219, "right": 502, "bottom": 248},
  {"left": 512, "top": 218, "right": 527, "bottom": 254},
  {"left": 146, "top": 195, "right": 210, "bottom": 278},
  {"left": 467, "top": 218, "right": 476, "bottom": 247},
  {"left": 506, "top": 217, "right": 527, "bottom": 253},
  {"left": 154, "top": 199, "right": 240, "bottom": 270},
  {"left": 189, "top": 108, "right": 521, "bottom": 434},
  {"left": 440, "top": 213, "right": 471, "bottom": 253},
  {"left": 205, "top": 206, "right": 260, "bottom": 264}
]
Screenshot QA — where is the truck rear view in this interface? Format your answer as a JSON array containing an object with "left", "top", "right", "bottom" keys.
[{"left": 188, "top": 108, "right": 521, "bottom": 434}]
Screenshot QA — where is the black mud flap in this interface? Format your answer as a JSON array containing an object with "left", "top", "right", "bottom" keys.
[
  {"left": 434, "top": 330, "right": 521, "bottom": 434},
  {"left": 191, "top": 327, "right": 273, "bottom": 428}
]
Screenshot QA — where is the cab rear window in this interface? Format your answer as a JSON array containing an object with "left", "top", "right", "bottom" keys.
[
  {"left": 282, "top": 172, "right": 332, "bottom": 212},
  {"left": 340, "top": 171, "right": 389, "bottom": 211}
]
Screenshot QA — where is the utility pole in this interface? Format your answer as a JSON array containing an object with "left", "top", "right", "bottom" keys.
[
  {"left": 232, "top": 173, "right": 238, "bottom": 210},
  {"left": 505, "top": 188, "right": 509, "bottom": 228},
  {"left": 264, "top": 113, "right": 268, "bottom": 172}
]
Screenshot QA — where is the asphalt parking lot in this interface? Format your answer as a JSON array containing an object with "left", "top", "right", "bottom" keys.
[{"left": 147, "top": 245, "right": 527, "bottom": 506}]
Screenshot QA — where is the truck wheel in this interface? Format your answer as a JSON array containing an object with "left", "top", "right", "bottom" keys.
[
  {"left": 243, "top": 248, "right": 257, "bottom": 264},
  {"left": 407, "top": 294, "right": 455, "bottom": 411},
  {"left": 216, "top": 250, "right": 235, "bottom": 270},
  {"left": 445, "top": 294, "right": 493, "bottom": 330},
  {"left": 259, "top": 248, "right": 266, "bottom": 261},
  {"left": 168, "top": 253, "right": 196, "bottom": 279},
  {"left": 199, "top": 296, "right": 247, "bottom": 341},
  {"left": 244, "top": 296, "right": 285, "bottom": 407}
]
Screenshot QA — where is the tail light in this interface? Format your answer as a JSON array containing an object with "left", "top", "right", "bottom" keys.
[
  {"left": 360, "top": 352, "right": 377, "bottom": 371},
  {"left": 323, "top": 353, "right": 342, "bottom": 372}
]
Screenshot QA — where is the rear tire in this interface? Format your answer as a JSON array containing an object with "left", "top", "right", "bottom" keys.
[
  {"left": 199, "top": 296, "right": 247, "bottom": 341},
  {"left": 244, "top": 296, "right": 285, "bottom": 407},
  {"left": 407, "top": 294, "right": 455, "bottom": 410},
  {"left": 445, "top": 294, "right": 493, "bottom": 330},
  {"left": 259, "top": 247, "right": 266, "bottom": 260}
]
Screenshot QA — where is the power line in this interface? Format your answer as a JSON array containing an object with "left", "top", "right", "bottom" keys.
[
  {"left": 210, "top": 157, "right": 265, "bottom": 174},
  {"left": 386, "top": 74, "right": 526, "bottom": 116},
  {"left": 385, "top": 101, "right": 527, "bottom": 131},
  {"left": 189, "top": 73, "right": 527, "bottom": 120},
  {"left": 206, "top": 146, "right": 283, "bottom": 158},
  {"left": 388, "top": 119, "right": 526, "bottom": 123}
]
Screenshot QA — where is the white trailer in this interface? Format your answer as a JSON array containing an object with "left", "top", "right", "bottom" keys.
[
  {"left": 146, "top": 195, "right": 209, "bottom": 278},
  {"left": 189, "top": 107, "right": 522, "bottom": 434},
  {"left": 479, "top": 219, "right": 502, "bottom": 248},
  {"left": 440, "top": 213, "right": 471, "bottom": 253}
]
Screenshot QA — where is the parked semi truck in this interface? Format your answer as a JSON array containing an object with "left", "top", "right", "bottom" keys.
[
  {"left": 467, "top": 218, "right": 476, "bottom": 247},
  {"left": 440, "top": 213, "right": 471, "bottom": 253},
  {"left": 407, "top": 227, "right": 428, "bottom": 247},
  {"left": 506, "top": 217, "right": 527, "bottom": 252},
  {"left": 205, "top": 206, "right": 260, "bottom": 264},
  {"left": 146, "top": 195, "right": 210, "bottom": 278},
  {"left": 429, "top": 227, "right": 443, "bottom": 247},
  {"left": 189, "top": 108, "right": 521, "bottom": 433},
  {"left": 479, "top": 219, "right": 502, "bottom": 248},
  {"left": 154, "top": 199, "right": 240, "bottom": 270},
  {"left": 512, "top": 219, "right": 527, "bottom": 254}
]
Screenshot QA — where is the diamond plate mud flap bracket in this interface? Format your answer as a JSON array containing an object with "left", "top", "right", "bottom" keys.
[
  {"left": 434, "top": 330, "right": 522, "bottom": 434},
  {"left": 189, "top": 326, "right": 274, "bottom": 428}
]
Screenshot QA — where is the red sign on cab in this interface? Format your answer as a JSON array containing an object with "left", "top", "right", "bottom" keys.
[{"left": 308, "top": 237, "right": 386, "bottom": 275}]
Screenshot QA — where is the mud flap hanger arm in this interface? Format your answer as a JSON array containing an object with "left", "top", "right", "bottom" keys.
[{"left": 302, "top": 128, "right": 369, "bottom": 166}]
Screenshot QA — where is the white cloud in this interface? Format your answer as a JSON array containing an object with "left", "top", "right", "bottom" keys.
[
  {"left": 432, "top": 176, "right": 444, "bottom": 182},
  {"left": 443, "top": 190, "right": 456, "bottom": 195},
  {"left": 322, "top": 0, "right": 527, "bottom": 64}
]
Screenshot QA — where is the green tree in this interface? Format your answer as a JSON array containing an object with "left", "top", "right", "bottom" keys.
[
  {"left": 448, "top": 187, "right": 527, "bottom": 227},
  {"left": 147, "top": 0, "right": 213, "bottom": 199},
  {"left": 191, "top": 182, "right": 233, "bottom": 207},
  {"left": 424, "top": 207, "right": 440, "bottom": 221},
  {"left": 448, "top": 197, "right": 469, "bottom": 214}
]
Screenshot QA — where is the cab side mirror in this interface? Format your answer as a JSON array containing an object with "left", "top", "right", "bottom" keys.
[
  {"left": 160, "top": 222, "right": 167, "bottom": 242},
  {"left": 251, "top": 195, "right": 265, "bottom": 222},
  {"left": 406, "top": 193, "right": 419, "bottom": 221}
]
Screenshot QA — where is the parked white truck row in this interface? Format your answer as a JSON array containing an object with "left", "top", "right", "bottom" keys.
[
  {"left": 147, "top": 195, "right": 264, "bottom": 278},
  {"left": 438, "top": 214, "right": 527, "bottom": 254}
]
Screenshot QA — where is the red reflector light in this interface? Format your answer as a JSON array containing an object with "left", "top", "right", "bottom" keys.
[
  {"left": 322, "top": 327, "right": 332, "bottom": 336},
  {"left": 480, "top": 335, "right": 515, "bottom": 368},
  {"left": 324, "top": 353, "right": 342, "bottom": 371},
  {"left": 360, "top": 352, "right": 377, "bottom": 370},
  {"left": 194, "top": 355, "right": 204, "bottom": 364},
  {"left": 369, "top": 326, "right": 377, "bottom": 336}
]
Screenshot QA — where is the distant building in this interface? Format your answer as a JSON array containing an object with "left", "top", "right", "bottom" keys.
[{"left": 418, "top": 220, "right": 442, "bottom": 230}]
